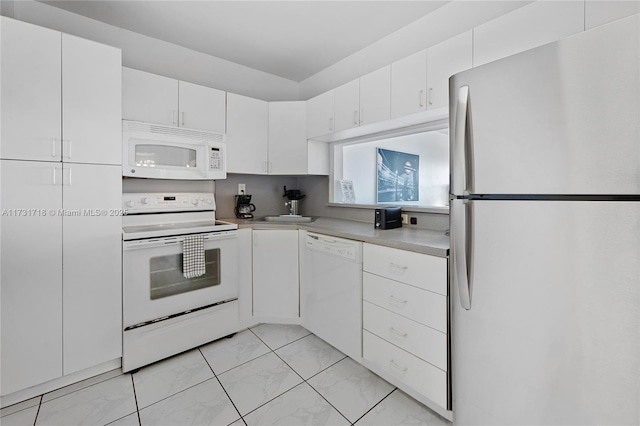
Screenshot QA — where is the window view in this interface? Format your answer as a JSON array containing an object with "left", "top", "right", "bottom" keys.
[{"left": 331, "top": 129, "right": 449, "bottom": 209}]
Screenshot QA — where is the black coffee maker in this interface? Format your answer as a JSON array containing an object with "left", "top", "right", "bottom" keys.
[{"left": 234, "top": 194, "right": 256, "bottom": 219}]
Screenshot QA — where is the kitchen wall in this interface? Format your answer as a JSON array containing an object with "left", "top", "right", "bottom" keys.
[
  {"left": 298, "top": 1, "right": 531, "bottom": 99},
  {"left": 0, "top": 0, "right": 299, "bottom": 101},
  {"left": 297, "top": 175, "right": 450, "bottom": 231},
  {"left": 215, "top": 174, "right": 299, "bottom": 219}
]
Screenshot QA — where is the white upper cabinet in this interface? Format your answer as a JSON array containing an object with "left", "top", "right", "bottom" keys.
[
  {"left": 426, "top": 30, "right": 472, "bottom": 110},
  {"left": 62, "top": 34, "right": 121, "bottom": 165},
  {"left": 178, "top": 80, "right": 226, "bottom": 133},
  {"left": 473, "top": 1, "right": 585, "bottom": 67},
  {"left": 226, "top": 93, "right": 269, "bottom": 174},
  {"left": 360, "top": 65, "right": 391, "bottom": 125},
  {"left": 269, "top": 101, "right": 308, "bottom": 175},
  {"left": 334, "top": 79, "right": 360, "bottom": 133},
  {"left": 122, "top": 68, "right": 178, "bottom": 126},
  {"left": 1, "top": 18, "right": 121, "bottom": 165},
  {"left": 306, "top": 90, "right": 335, "bottom": 139},
  {"left": 585, "top": 0, "right": 639, "bottom": 30},
  {"left": 391, "top": 50, "right": 427, "bottom": 118},
  {"left": 1, "top": 18, "right": 61, "bottom": 162},
  {"left": 122, "top": 67, "right": 226, "bottom": 133}
]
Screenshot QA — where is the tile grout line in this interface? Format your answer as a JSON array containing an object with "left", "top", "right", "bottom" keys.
[
  {"left": 197, "top": 347, "right": 246, "bottom": 425},
  {"left": 32, "top": 396, "right": 42, "bottom": 426},
  {"left": 351, "top": 387, "right": 397, "bottom": 425},
  {"left": 251, "top": 333, "right": 353, "bottom": 425},
  {"left": 130, "top": 374, "right": 142, "bottom": 426}
]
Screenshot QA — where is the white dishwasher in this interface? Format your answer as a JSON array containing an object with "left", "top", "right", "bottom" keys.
[{"left": 302, "top": 232, "right": 363, "bottom": 361}]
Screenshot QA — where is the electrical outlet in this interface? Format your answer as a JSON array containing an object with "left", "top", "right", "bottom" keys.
[
  {"left": 401, "top": 214, "right": 409, "bottom": 224},
  {"left": 238, "top": 183, "right": 246, "bottom": 194}
]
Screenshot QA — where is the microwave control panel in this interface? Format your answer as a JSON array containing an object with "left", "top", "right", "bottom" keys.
[{"left": 209, "top": 147, "right": 223, "bottom": 171}]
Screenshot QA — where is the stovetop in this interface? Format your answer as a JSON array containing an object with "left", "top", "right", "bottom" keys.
[{"left": 122, "top": 192, "right": 237, "bottom": 240}]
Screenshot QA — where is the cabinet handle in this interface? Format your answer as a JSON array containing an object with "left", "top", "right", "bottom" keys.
[
  {"left": 172, "top": 111, "right": 178, "bottom": 125},
  {"left": 180, "top": 112, "right": 185, "bottom": 126},
  {"left": 329, "top": 117, "right": 334, "bottom": 131},
  {"left": 389, "top": 294, "right": 408, "bottom": 304},
  {"left": 360, "top": 109, "right": 364, "bottom": 124},
  {"left": 390, "top": 262, "right": 408, "bottom": 271},
  {"left": 389, "top": 327, "right": 408, "bottom": 338},
  {"left": 428, "top": 88, "right": 433, "bottom": 106},
  {"left": 63, "top": 139, "right": 71, "bottom": 159},
  {"left": 52, "top": 168, "right": 57, "bottom": 185},
  {"left": 419, "top": 90, "right": 425, "bottom": 107},
  {"left": 51, "top": 139, "right": 58, "bottom": 157},
  {"left": 68, "top": 168, "right": 72, "bottom": 186},
  {"left": 390, "top": 359, "right": 408, "bottom": 372},
  {"left": 353, "top": 110, "right": 359, "bottom": 125}
]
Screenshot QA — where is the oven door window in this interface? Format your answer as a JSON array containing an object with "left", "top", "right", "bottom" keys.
[
  {"left": 135, "top": 144, "right": 197, "bottom": 168},
  {"left": 149, "top": 248, "right": 220, "bottom": 300}
]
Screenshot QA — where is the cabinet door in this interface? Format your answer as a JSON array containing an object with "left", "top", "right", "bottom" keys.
[
  {"left": 426, "top": 31, "right": 472, "bottom": 110},
  {"left": 360, "top": 65, "right": 391, "bottom": 125},
  {"left": 306, "top": 90, "right": 335, "bottom": 139},
  {"left": 62, "top": 164, "right": 122, "bottom": 375},
  {"left": 62, "top": 34, "right": 122, "bottom": 165},
  {"left": 269, "top": 101, "right": 308, "bottom": 175},
  {"left": 334, "top": 79, "right": 360, "bottom": 132},
  {"left": 473, "top": 1, "right": 585, "bottom": 67},
  {"left": 226, "top": 93, "right": 269, "bottom": 174},
  {"left": 1, "top": 160, "right": 63, "bottom": 395},
  {"left": 391, "top": 50, "right": 427, "bottom": 118},
  {"left": 178, "top": 81, "right": 226, "bottom": 133},
  {"left": 122, "top": 67, "right": 178, "bottom": 126},
  {"left": 1, "top": 17, "right": 62, "bottom": 162},
  {"left": 252, "top": 230, "right": 299, "bottom": 319}
]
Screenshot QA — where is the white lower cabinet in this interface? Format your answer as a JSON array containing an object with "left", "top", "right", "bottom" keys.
[
  {"left": 362, "top": 243, "right": 450, "bottom": 416},
  {"left": 62, "top": 163, "right": 122, "bottom": 375},
  {"left": 0, "top": 160, "right": 122, "bottom": 396},
  {"left": 0, "top": 160, "right": 63, "bottom": 395},
  {"left": 252, "top": 229, "right": 299, "bottom": 320}
]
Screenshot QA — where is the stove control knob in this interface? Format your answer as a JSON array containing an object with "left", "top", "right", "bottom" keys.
[
  {"left": 191, "top": 198, "right": 199, "bottom": 206},
  {"left": 140, "top": 197, "right": 150, "bottom": 205},
  {"left": 125, "top": 200, "right": 135, "bottom": 208},
  {"left": 205, "top": 198, "right": 213, "bottom": 204}
]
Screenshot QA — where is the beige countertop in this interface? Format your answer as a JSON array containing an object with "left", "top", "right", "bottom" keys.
[{"left": 219, "top": 216, "right": 449, "bottom": 257}]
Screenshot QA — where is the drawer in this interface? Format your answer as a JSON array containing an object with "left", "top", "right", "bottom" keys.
[
  {"left": 363, "top": 272, "right": 447, "bottom": 332},
  {"left": 363, "top": 244, "right": 447, "bottom": 295},
  {"left": 363, "top": 330, "right": 448, "bottom": 409},
  {"left": 363, "top": 301, "right": 447, "bottom": 370}
]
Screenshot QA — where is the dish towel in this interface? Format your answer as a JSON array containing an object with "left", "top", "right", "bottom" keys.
[{"left": 183, "top": 235, "right": 206, "bottom": 279}]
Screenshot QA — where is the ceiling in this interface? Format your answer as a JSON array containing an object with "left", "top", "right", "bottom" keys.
[{"left": 40, "top": 1, "right": 449, "bottom": 82}]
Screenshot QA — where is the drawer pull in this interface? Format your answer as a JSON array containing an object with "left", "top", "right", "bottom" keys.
[
  {"left": 389, "top": 295, "right": 408, "bottom": 304},
  {"left": 389, "top": 262, "right": 408, "bottom": 271},
  {"left": 390, "top": 359, "right": 408, "bottom": 372},
  {"left": 389, "top": 327, "right": 408, "bottom": 338}
]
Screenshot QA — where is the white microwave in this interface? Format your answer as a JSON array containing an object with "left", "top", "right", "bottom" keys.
[{"left": 122, "top": 120, "right": 227, "bottom": 180}]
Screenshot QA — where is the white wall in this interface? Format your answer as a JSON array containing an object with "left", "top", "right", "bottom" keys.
[
  {"left": 338, "top": 131, "right": 449, "bottom": 207},
  {"left": 298, "top": 1, "right": 532, "bottom": 99},
  {"left": 1, "top": 0, "right": 300, "bottom": 101}
]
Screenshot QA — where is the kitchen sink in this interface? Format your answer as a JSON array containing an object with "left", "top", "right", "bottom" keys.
[{"left": 262, "top": 215, "right": 314, "bottom": 223}]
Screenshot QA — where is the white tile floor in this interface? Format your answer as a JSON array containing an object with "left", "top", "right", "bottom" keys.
[{"left": 0, "top": 324, "right": 451, "bottom": 426}]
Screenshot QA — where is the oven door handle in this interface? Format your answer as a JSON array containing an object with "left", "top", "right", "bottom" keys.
[{"left": 123, "top": 231, "right": 238, "bottom": 250}]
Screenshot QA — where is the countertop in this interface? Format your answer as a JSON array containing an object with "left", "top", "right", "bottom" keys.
[{"left": 219, "top": 216, "right": 449, "bottom": 257}]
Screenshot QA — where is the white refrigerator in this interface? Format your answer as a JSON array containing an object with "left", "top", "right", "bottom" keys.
[{"left": 449, "top": 15, "right": 639, "bottom": 425}]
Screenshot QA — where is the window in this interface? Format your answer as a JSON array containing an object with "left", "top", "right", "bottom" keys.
[{"left": 330, "top": 126, "right": 449, "bottom": 209}]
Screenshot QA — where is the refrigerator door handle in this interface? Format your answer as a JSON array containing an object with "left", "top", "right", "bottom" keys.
[
  {"left": 452, "top": 198, "right": 472, "bottom": 310},
  {"left": 452, "top": 86, "right": 470, "bottom": 195}
]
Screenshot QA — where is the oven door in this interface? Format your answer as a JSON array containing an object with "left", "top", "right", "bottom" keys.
[{"left": 123, "top": 231, "right": 238, "bottom": 327}]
